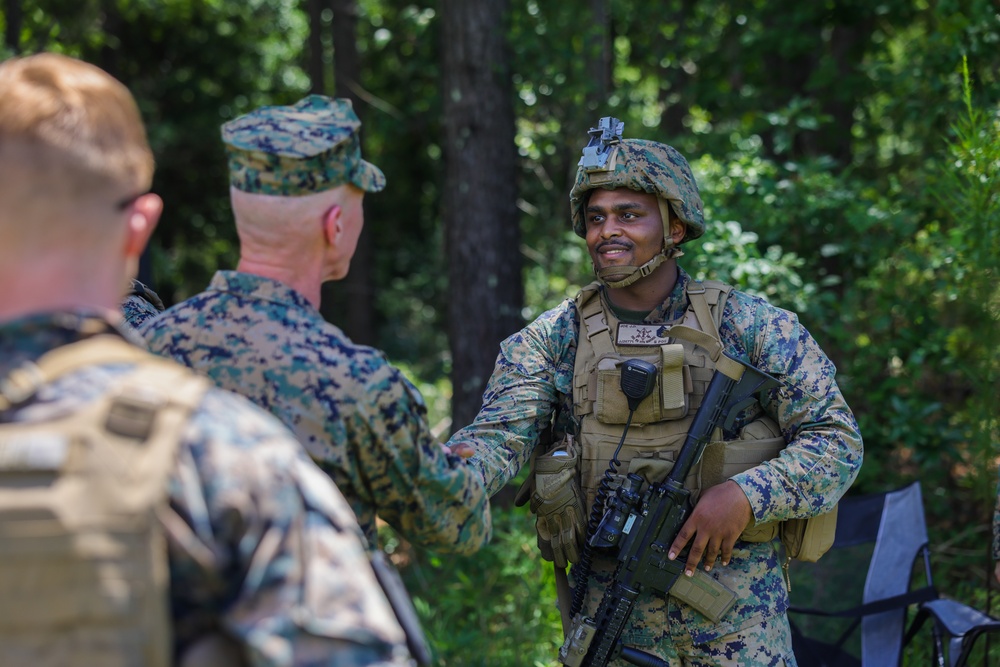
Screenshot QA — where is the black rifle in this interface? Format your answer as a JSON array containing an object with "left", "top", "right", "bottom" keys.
[{"left": 559, "top": 352, "right": 779, "bottom": 667}]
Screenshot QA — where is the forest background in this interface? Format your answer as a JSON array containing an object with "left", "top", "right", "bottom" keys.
[{"left": 2, "top": 0, "right": 998, "bottom": 664}]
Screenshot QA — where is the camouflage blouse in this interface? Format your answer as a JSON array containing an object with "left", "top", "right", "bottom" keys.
[
  {"left": 140, "top": 271, "right": 491, "bottom": 554},
  {"left": 120, "top": 279, "right": 165, "bottom": 333}
]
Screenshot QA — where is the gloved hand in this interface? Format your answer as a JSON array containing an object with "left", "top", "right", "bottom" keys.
[{"left": 527, "top": 439, "right": 586, "bottom": 568}]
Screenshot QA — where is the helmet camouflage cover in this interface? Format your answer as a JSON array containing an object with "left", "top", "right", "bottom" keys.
[{"left": 570, "top": 132, "right": 705, "bottom": 244}]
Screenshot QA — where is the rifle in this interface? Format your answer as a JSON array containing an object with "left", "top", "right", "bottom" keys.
[{"left": 559, "top": 348, "right": 779, "bottom": 667}]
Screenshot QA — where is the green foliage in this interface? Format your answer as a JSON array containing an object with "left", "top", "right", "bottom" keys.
[
  {"left": 354, "top": 1, "right": 449, "bottom": 374},
  {"left": 840, "top": 60, "right": 999, "bottom": 612},
  {"left": 129, "top": 0, "right": 310, "bottom": 302},
  {"left": 924, "top": 56, "right": 1000, "bottom": 532},
  {"left": 389, "top": 504, "right": 563, "bottom": 667}
]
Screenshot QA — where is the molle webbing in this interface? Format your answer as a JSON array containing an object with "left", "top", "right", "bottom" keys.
[
  {"left": 0, "top": 335, "right": 209, "bottom": 667},
  {"left": 573, "top": 281, "right": 784, "bottom": 512}
]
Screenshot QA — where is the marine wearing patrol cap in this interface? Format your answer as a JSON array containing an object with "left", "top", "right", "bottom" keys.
[{"left": 221, "top": 95, "right": 386, "bottom": 196}]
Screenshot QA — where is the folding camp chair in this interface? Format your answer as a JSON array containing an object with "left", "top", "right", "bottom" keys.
[
  {"left": 915, "top": 585, "right": 1000, "bottom": 665},
  {"left": 786, "top": 481, "right": 1000, "bottom": 666}
]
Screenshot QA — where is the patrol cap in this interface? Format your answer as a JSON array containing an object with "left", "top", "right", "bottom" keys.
[
  {"left": 221, "top": 95, "right": 386, "bottom": 196},
  {"left": 569, "top": 137, "right": 705, "bottom": 243}
]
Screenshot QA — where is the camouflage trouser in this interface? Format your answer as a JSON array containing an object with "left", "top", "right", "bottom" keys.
[
  {"left": 580, "top": 545, "right": 795, "bottom": 666},
  {"left": 580, "top": 581, "right": 796, "bottom": 667},
  {"left": 614, "top": 614, "right": 796, "bottom": 667}
]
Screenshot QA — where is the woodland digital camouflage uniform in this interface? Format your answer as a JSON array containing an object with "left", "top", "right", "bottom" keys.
[
  {"left": 0, "top": 312, "right": 414, "bottom": 666},
  {"left": 448, "top": 267, "right": 863, "bottom": 664},
  {"left": 448, "top": 126, "right": 861, "bottom": 663}
]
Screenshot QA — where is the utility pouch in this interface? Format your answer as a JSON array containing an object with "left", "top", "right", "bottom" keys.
[
  {"left": 741, "top": 504, "right": 839, "bottom": 564},
  {"left": 594, "top": 345, "right": 691, "bottom": 425},
  {"left": 658, "top": 343, "right": 689, "bottom": 419},
  {"left": 668, "top": 569, "right": 738, "bottom": 623},
  {"left": 779, "top": 504, "right": 839, "bottom": 563},
  {"left": 597, "top": 362, "right": 661, "bottom": 424}
]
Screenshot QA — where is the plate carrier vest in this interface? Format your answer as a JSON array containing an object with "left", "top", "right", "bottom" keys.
[
  {"left": 572, "top": 280, "right": 785, "bottom": 542},
  {"left": 0, "top": 335, "right": 209, "bottom": 667}
]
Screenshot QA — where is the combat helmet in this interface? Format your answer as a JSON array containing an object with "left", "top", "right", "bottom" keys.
[{"left": 570, "top": 117, "right": 705, "bottom": 288}]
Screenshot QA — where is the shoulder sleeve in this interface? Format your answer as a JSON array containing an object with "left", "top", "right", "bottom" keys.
[
  {"left": 722, "top": 292, "right": 864, "bottom": 523},
  {"left": 448, "top": 299, "right": 579, "bottom": 496},
  {"left": 167, "top": 388, "right": 414, "bottom": 666},
  {"left": 121, "top": 295, "right": 162, "bottom": 333},
  {"left": 340, "top": 349, "right": 493, "bottom": 556}
]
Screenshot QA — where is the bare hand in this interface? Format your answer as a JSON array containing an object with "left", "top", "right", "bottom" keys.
[
  {"left": 667, "top": 480, "right": 753, "bottom": 575},
  {"left": 443, "top": 442, "right": 474, "bottom": 459},
  {"left": 994, "top": 561, "right": 1000, "bottom": 586}
]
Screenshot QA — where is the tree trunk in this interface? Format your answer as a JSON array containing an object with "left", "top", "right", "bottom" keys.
[
  {"left": 311, "top": 0, "right": 373, "bottom": 344},
  {"left": 818, "top": 18, "right": 874, "bottom": 165},
  {"left": 658, "top": 0, "right": 697, "bottom": 140},
  {"left": 98, "top": 1, "right": 122, "bottom": 79},
  {"left": 4, "top": 0, "right": 22, "bottom": 54},
  {"left": 330, "top": 0, "right": 375, "bottom": 345},
  {"left": 306, "top": 0, "right": 326, "bottom": 94},
  {"left": 308, "top": 0, "right": 341, "bottom": 328},
  {"left": 441, "top": 0, "right": 523, "bottom": 432},
  {"left": 583, "top": 0, "right": 611, "bottom": 110}
]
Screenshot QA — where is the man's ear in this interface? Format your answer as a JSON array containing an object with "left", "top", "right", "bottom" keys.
[
  {"left": 322, "top": 204, "right": 343, "bottom": 246},
  {"left": 669, "top": 216, "right": 686, "bottom": 245},
  {"left": 124, "top": 192, "right": 163, "bottom": 259}
]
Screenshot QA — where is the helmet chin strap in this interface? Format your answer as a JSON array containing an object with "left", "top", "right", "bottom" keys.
[
  {"left": 595, "top": 253, "right": 667, "bottom": 289},
  {"left": 594, "top": 197, "right": 684, "bottom": 289}
]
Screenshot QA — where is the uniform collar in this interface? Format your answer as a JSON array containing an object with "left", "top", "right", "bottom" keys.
[
  {"left": 209, "top": 270, "right": 317, "bottom": 313},
  {"left": 644, "top": 267, "right": 691, "bottom": 324},
  {"left": 0, "top": 310, "right": 126, "bottom": 376}
]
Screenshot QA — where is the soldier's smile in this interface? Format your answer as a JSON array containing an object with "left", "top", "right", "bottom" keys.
[
  {"left": 595, "top": 240, "right": 634, "bottom": 266},
  {"left": 585, "top": 189, "right": 664, "bottom": 272}
]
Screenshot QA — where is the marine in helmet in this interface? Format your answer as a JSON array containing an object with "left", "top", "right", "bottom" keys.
[{"left": 448, "top": 118, "right": 863, "bottom": 665}]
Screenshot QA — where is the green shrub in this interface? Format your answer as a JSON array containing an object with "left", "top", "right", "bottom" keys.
[{"left": 389, "top": 502, "right": 564, "bottom": 666}]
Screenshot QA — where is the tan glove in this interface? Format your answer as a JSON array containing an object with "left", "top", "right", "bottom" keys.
[{"left": 526, "top": 438, "right": 586, "bottom": 568}]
